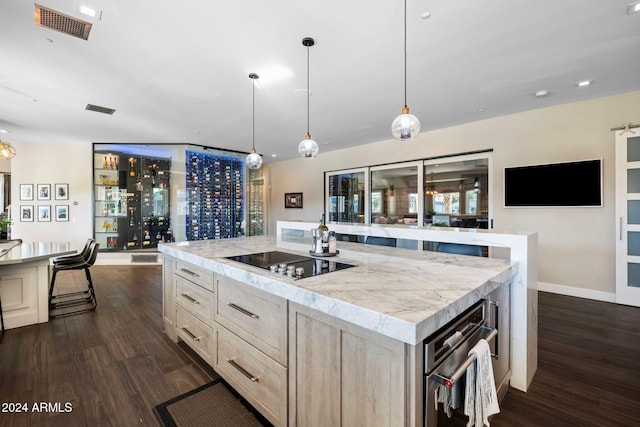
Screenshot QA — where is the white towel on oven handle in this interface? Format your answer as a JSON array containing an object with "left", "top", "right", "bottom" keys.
[{"left": 464, "top": 338, "right": 500, "bottom": 427}]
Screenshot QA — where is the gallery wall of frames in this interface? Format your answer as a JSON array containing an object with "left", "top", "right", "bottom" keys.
[{"left": 19, "top": 182, "right": 70, "bottom": 223}]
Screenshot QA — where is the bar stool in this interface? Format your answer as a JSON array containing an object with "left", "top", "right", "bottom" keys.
[{"left": 49, "top": 241, "right": 99, "bottom": 318}]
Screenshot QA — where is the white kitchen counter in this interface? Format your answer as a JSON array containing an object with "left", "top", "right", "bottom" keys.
[{"left": 158, "top": 235, "right": 513, "bottom": 345}]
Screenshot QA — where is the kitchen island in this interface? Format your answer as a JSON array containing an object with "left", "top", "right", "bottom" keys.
[
  {"left": 159, "top": 233, "right": 517, "bottom": 426},
  {"left": 0, "top": 241, "right": 75, "bottom": 329}
]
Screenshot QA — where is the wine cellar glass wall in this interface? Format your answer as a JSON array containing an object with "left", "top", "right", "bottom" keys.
[
  {"left": 185, "top": 151, "right": 244, "bottom": 240},
  {"left": 94, "top": 151, "right": 171, "bottom": 251}
]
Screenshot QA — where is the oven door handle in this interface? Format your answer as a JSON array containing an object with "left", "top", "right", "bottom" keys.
[{"left": 431, "top": 326, "right": 498, "bottom": 389}]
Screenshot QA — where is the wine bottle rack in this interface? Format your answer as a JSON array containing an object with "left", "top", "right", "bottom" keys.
[{"left": 185, "top": 151, "right": 244, "bottom": 240}]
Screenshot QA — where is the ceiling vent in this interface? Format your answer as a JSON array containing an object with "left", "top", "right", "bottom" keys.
[
  {"left": 85, "top": 104, "right": 116, "bottom": 115},
  {"left": 34, "top": 4, "right": 92, "bottom": 40}
]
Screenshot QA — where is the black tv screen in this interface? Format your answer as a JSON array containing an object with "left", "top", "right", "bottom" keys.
[{"left": 504, "top": 159, "right": 602, "bottom": 207}]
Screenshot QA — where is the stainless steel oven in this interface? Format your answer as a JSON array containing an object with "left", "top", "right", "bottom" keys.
[{"left": 423, "top": 300, "right": 498, "bottom": 426}]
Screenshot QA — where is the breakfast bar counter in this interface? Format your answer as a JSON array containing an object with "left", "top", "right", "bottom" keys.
[{"left": 0, "top": 241, "right": 74, "bottom": 329}]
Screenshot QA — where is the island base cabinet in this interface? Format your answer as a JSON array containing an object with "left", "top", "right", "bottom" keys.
[
  {"left": 289, "top": 302, "right": 411, "bottom": 427},
  {"left": 214, "top": 324, "right": 287, "bottom": 427},
  {"left": 175, "top": 306, "right": 214, "bottom": 364},
  {"left": 162, "top": 255, "right": 176, "bottom": 341}
]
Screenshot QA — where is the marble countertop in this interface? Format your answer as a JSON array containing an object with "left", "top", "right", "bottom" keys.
[
  {"left": 159, "top": 235, "right": 514, "bottom": 345},
  {"left": 0, "top": 241, "right": 75, "bottom": 265}
]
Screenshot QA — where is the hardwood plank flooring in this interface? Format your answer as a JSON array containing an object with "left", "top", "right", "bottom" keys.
[
  {"left": 440, "top": 291, "right": 640, "bottom": 427},
  {"left": 0, "top": 265, "right": 213, "bottom": 427},
  {"left": 1, "top": 266, "right": 639, "bottom": 426}
]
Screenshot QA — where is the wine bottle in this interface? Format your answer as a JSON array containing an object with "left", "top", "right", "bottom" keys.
[{"left": 319, "top": 214, "right": 329, "bottom": 252}]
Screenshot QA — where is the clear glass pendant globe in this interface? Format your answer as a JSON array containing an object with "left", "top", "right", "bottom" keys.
[
  {"left": 391, "top": 113, "right": 421, "bottom": 141},
  {"left": 298, "top": 137, "right": 319, "bottom": 158},
  {"left": 245, "top": 151, "right": 263, "bottom": 169}
]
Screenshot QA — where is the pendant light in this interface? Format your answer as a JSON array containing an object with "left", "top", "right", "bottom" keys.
[
  {"left": 298, "top": 37, "right": 319, "bottom": 158},
  {"left": 245, "top": 73, "right": 263, "bottom": 170},
  {"left": 391, "top": 0, "right": 420, "bottom": 141},
  {"left": 0, "top": 140, "right": 16, "bottom": 160}
]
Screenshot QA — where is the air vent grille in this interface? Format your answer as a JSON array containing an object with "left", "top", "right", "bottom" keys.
[
  {"left": 34, "top": 4, "right": 92, "bottom": 40},
  {"left": 86, "top": 104, "right": 116, "bottom": 115}
]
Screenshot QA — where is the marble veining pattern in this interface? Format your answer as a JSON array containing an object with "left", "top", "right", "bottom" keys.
[{"left": 159, "top": 235, "right": 513, "bottom": 345}]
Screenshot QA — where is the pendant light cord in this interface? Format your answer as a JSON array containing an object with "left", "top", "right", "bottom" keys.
[
  {"left": 403, "top": 0, "right": 407, "bottom": 108},
  {"left": 252, "top": 77, "right": 256, "bottom": 151},
  {"left": 306, "top": 43, "right": 311, "bottom": 136}
]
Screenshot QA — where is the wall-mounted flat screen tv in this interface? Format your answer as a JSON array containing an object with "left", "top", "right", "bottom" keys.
[{"left": 504, "top": 159, "right": 602, "bottom": 207}]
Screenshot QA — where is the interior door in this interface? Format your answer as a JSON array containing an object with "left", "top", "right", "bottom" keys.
[{"left": 615, "top": 129, "right": 640, "bottom": 307}]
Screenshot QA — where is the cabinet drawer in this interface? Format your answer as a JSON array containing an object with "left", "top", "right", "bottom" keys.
[
  {"left": 215, "top": 276, "right": 288, "bottom": 364},
  {"left": 176, "top": 306, "right": 214, "bottom": 364},
  {"left": 215, "top": 324, "right": 287, "bottom": 427},
  {"left": 175, "top": 260, "right": 214, "bottom": 292},
  {"left": 175, "top": 275, "right": 214, "bottom": 325}
]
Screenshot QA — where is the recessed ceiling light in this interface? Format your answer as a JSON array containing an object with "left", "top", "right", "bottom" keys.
[
  {"left": 79, "top": 6, "right": 96, "bottom": 17},
  {"left": 0, "top": 130, "right": 8, "bottom": 133},
  {"left": 421, "top": 12, "right": 431, "bottom": 20},
  {"left": 535, "top": 90, "right": 549, "bottom": 98},
  {"left": 271, "top": 154, "right": 277, "bottom": 157},
  {"left": 628, "top": 1, "right": 640, "bottom": 15},
  {"left": 576, "top": 80, "right": 593, "bottom": 87}
]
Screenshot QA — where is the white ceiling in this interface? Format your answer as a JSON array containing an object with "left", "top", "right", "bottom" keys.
[{"left": 1, "top": 0, "right": 639, "bottom": 162}]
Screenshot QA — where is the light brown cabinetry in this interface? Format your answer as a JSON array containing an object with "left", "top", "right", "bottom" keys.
[
  {"left": 172, "top": 259, "right": 215, "bottom": 364},
  {"left": 288, "top": 302, "right": 411, "bottom": 427},
  {"left": 214, "top": 275, "right": 288, "bottom": 426},
  {"left": 162, "top": 255, "right": 176, "bottom": 341}
]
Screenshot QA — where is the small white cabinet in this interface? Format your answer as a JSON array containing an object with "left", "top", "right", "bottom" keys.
[{"left": 0, "top": 266, "right": 39, "bottom": 329}]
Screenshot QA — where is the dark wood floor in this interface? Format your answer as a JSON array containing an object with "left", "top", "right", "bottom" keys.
[
  {"left": 1, "top": 266, "right": 639, "bottom": 426},
  {"left": 0, "top": 265, "right": 213, "bottom": 427}
]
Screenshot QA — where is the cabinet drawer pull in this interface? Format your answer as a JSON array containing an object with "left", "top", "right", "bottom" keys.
[
  {"left": 180, "top": 293, "right": 200, "bottom": 304},
  {"left": 226, "top": 358, "right": 259, "bottom": 382},
  {"left": 227, "top": 303, "right": 259, "bottom": 319},
  {"left": 181, "top": 327, "right": 201, "bottom": 342},
  {"left": 180, "top": 268, "right": 200, "bottom": 278}
]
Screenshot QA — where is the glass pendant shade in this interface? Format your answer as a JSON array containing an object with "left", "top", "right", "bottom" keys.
[
  {"left": 246, "top": 149, "right": 263, "bottom": 169},
  {"left": 298, "top": 134, "right": 319, "bottom": 158},
  {"left": 0, "top": 140, "right": 16, "bottom": 159},
  {"left": 392, "top": 106, "right": 421, "bottom": 141},
  {"left": 246, "top": 72, "right": 262, "bottom": 169}
]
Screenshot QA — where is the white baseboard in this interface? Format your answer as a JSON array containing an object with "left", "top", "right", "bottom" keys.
[
  {"left": 94, "top": 251, "right": 163, "bottom": 265},
  {"left": 537, "top": 281, "right": 615, "bottom": 303}
]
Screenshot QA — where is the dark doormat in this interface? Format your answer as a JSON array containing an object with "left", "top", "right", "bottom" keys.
[{"left": 154, "top": 379, "right": 271, "bottom": 427}]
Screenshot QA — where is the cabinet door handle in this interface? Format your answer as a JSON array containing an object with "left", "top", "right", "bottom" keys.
[
  {"left": 180, "top": 268, "right": 200, "bottom": 278},
  {"left": 227, "top": 303, "right": 259, "bottom": 319},
  {"left": 180, "top": 293, "right": 200, "bottom": 304},
  {"left": 620, "top": 217, "right": 624, "bottom": 241},
  {"left": 181, "top": 327, "right": 201, "bottom": 342},
  {"left": 226, "top": 358, "right": 259, "bottom": 382},
  {"left": 488, "top": 300, "right": 500, "bottom": 359}
]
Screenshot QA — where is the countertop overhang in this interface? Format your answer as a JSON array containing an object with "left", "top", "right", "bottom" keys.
[
  {"left": 159, "top": 235, "right": 514, "bottom": 345},
  {"left": 0, "top": 241, "right": 75, "bottom": 265}
]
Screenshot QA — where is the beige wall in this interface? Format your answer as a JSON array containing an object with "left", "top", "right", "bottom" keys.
[
  {"left": 10, "top": 142, "right": 93, "bottom": 250},
  {"left": 267, "top": 90, "right": 640, "bottom": 298}
]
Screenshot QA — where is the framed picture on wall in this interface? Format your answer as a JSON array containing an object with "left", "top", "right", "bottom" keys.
[
  {"left": 20, "top": 184, "right": 34, "bottom": 201},
  {"left": 285, "top": 192, "right": 303, "bottom": 208},
  {"left": 20, "top": 205, "right": 34, "bottom": 222},
  {"left": 37, "top": 184, "right": 51, "bottom": 201},
  {"left": 54, "top": 183, "right": 69, "bottom": 200},
  {"left": 38, "top": 205, "right": 51, "bottom": 222},
  {"left": 55, "top": 205, "right": 69, "bottom": 222}
]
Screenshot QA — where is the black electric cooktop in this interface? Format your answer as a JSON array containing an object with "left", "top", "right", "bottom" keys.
[{"left": 226, "top": 250, "right": 355, "bottom": 280}]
